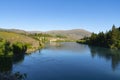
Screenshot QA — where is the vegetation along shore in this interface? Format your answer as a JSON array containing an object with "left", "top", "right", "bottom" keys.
[{"left": 77, "top": 25, "right": 120, "bottom": 49}]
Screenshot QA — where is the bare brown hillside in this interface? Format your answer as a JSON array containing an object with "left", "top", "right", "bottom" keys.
[{"left": 46, "top": 29, "right": 91, "bottom": 40}]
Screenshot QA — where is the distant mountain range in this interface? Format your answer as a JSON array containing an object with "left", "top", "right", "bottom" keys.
[
  {"left": 0, "top": 28, "right": 91, "bottom": 40},
  {"left": 45, "top": 29, "right": 91, "bottom": 40},
  {"left": 0, "top": 28, "right": 27, "bottom": 34}
]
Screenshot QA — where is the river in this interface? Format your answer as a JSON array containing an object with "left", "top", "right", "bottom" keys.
[{"left": 1, "top": 42, "right": 120, "bottom": 80}]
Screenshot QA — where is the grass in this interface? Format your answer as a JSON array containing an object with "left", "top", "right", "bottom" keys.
[{"left": 0, "top": 31, "right": 40, "bottom": 53}]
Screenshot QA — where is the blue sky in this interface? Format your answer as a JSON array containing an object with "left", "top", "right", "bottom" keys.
[{"left": 0, "top": 0, "right": 120, "bottom": 33}]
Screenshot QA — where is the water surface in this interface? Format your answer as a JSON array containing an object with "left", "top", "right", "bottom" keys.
[{"left": 1, "top": 42, "right": 120, "bottom": 80}]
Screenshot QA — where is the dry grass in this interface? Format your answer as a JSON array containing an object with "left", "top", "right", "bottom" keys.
[{"left": 0, "top": 31, "right": 40, "bottom": 52}]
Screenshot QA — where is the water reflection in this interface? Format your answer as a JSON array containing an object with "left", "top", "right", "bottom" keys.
[
  {"left": 9, "top": 42, "right": 120, "bottom": 80},
  {"left": 13, "top": 52, "right": 25, "bottom": 64},
  {"left": 89, "top": 45, "right": 120, "bottom": 70},
  {"left": 0, "top": 53, "right": 27, "bottom": 80},
  {"left": 46, "top": 42, "right": 120, "bottom": 70},
  {"left": 45, "top": 42, "right": 89, "bottom": 53},
  {"left": 0, "top": 56, "right": 13, "bottom": 72}
]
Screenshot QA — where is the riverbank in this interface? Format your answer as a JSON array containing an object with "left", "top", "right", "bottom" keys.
[
  {"left": 0, "top": 72, "right": 26, "bottom": 80},
  {"left": 77, "top": 25, "right": 120, "bottom": 50},
  {"left": 26, "top": 44, "right": 44, "bottom": 54}
]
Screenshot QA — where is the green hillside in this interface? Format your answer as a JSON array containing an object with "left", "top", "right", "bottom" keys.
[{"left": 0, "top": 31, "right": 40, "bottom": 53}]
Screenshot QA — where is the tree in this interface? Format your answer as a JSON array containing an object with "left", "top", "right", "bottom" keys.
[{"left": 82, "top": 25, "right": 120, "bottom": 49}]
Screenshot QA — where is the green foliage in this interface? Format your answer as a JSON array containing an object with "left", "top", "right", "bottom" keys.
[
  {"left": 0, "top": 38, "right": 13, "bottom": 56},
  {"left": 0, "top": 38, "right": 28, "bottom": 56},
  {"left": 55, "top": 34, "right": 67, "bottom": 38},
  {"left": 12, "top": 42, "right": 27, "bottom": 54},
  {"left": 78, "top": 25, "right": 120, "bottom": 49},
  {"left": 0, "top": 31, "right": 41, "bottom": 52},
  {"left": 29, "top": 33, "right": 52, "bottom": 40},
  {"left": 76, "top": 40, "right": 86, "bottom": 44},
  {"left": 28, "top": 33, "right": 53, "bottom": 44}
]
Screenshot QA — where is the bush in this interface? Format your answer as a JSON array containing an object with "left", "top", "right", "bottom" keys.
[
  {"left": 0, "top": 39, "right": 13, "bottom": 56},
  {"left": 12, "top": 42, "right": 27, "bottom": 55}
]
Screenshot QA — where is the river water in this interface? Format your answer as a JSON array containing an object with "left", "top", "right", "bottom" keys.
[{"left": 2, "top": 42, "right": 120, "bottom": 80}]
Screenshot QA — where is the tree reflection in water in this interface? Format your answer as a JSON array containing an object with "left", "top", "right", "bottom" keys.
[
  {"left": 89, "top": 45, "right": 120, "bottom": 70},
  {"left": 0, "top": 53, "right": 27, "bottom": 80}
]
